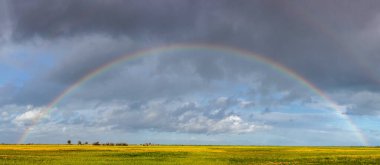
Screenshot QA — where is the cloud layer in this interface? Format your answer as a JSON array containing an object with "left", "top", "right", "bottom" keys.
[{"left": 1, "top": 0, "right": 380, "bottom": 145}]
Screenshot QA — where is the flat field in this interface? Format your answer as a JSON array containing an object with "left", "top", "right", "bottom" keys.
[{"left": 0, "top": 145, "right": 380, "bottom": 164}]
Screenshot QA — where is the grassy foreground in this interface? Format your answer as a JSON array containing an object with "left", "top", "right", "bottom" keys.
[{"left": 0, "top": 145, "right": 380, "bottom": 164}]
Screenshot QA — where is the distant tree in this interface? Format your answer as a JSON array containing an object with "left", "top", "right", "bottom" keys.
[
  {"left": 116, "top": 143, "right": 128, "bottom": 146},
  {"left": 67, "top": 140, "right": 71, "bottom": 145},
  {"left": 92, "top": 141, "right": 100, "bottom": 145},
  {"left": 84, "top": 141, "right": 88, "bottom": 145},
  {"left": 78, "top": 141, "right": 82, "bottom": 145}
]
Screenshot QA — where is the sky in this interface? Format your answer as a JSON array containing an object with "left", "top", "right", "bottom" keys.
[{"left": 0, "top": 0, "right": 380, "bottom": 145}]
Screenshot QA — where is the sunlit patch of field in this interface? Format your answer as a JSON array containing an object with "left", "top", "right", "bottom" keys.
[{"left": 0, "top": 145, "right": 380, "bottom": 164}]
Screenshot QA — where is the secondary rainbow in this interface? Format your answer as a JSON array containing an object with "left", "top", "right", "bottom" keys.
[{"left": 17, "top": 43, "right": 369, "bottom": 145}]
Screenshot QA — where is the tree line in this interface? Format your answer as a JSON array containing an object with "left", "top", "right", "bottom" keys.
[{"left": 67, "top": 140, "right": 128, "bottom": 146}]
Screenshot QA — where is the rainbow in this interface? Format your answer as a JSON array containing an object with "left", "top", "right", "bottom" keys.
[{"left": 17, "top": 43, "right": 369, "bottom": 145}]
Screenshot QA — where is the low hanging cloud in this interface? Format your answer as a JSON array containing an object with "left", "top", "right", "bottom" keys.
[
  {"left": 0, "top": 97, "right": 269, "bottom": 137},
  {"left": 340, "top": 91, "right": 380, "bottom": 115},
  {"left": 88, "top": 98, "right": 269, "bottom": 134}
]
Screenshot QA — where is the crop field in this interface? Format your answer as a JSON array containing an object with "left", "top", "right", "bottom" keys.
[{"left": 0, "top": 145, "right": 380, "bottom": 164}]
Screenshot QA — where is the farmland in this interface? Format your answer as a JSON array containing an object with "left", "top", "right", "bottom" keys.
[{"left": 0, "top": 145, "right": 380, "bottom": 164}]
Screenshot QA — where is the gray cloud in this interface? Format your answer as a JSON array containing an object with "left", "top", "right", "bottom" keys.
[
  {"left": 0, "top": 0, "right": 11, "bottom": 42},
  {"left": 338, "top": 91, "right": 380, "bottom": 115}
]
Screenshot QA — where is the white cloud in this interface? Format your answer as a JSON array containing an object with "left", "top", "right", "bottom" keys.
[
  {"left": 238, "top": 99, "right": 254, "bottom": 108},
  {"left": 210, "top": 115, "right": 260, "bottom": 133},
  {"left": 177, "top": 115, "right": 261, "bottom": 134},
  {"left": 13, "top": 105, "right": 45, "bottom": 126}
]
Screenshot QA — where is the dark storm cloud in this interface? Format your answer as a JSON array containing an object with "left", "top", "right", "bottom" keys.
[
  {"left": 3, "top": 0, "right": 380, "bottom": 115},
  {"left": 8, "top": 0, "right": 197, "bottom": 40},
  {"left": 7, "top": 0, "right": 380, "bottom": 92}
]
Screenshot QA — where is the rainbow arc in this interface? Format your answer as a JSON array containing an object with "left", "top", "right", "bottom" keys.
[{"left": 18, "top": 44, "right": 369, "bottom": 146}]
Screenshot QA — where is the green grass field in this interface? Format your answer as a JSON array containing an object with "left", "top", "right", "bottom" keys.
[{"left": 1, "top": 145, "right": 380, "bottom": 164}]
